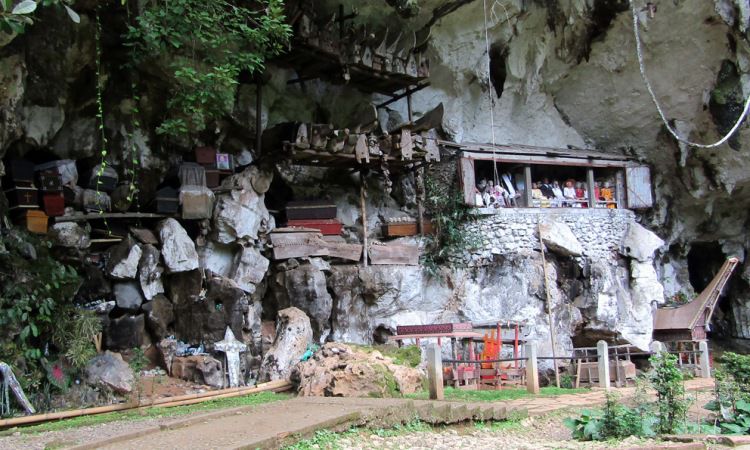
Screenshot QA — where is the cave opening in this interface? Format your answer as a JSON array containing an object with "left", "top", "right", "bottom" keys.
[
  {"left": 488, "top": 43, "right": 508, "bottom": 98},
  {"left": 687, "top": 242, "right": 726, "bottom": 293}
]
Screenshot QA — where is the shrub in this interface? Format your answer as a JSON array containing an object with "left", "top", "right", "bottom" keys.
[{"left": 649, "top": 352, "right": 690, "bottom": 434}]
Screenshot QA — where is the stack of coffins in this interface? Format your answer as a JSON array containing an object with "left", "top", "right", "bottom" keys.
[
  {"left": 178, "top": 163, "right": 214, "bottom": 220},
  {"left": 4, "top": 159, "right": 47, "bottom": 234},
  {"left": 284, "top": 201, "right": 342, "bottom": 235}
]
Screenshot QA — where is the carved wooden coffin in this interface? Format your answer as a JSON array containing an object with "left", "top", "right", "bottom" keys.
[
  {"left": 42, "top": 193, "right": 65, "bottom": 217},
  {"left": 38, "top": 170, "right": 63, "bottom": 192},
  {"left": 396, "top": 323, "right": 473, "bottom": 336},
  {"left": 6, "top": 159, "right": 35, "bottom": 185},
  {"left": 382, "top": 220, "right": 434, "bottom": 237},
  {"left": 285, "top": 201, "right": 337, "bottom": 220},
  {"left": 178, "top": 163, "right": 207, "bottom": 187},
  {"left": 155, "top": 186, "right": 179, "bottom": 214},
  {"left": 286, "top": 219, "right": 342, "bottom": 235},
  {"left": 14, "top": 210, "right": 48, "bottom": 235},
  {"left": 368, "top": 242, "right": 420, "bottom": 265},
  {"left": 269, "top": 230, "right": 329, "bottom": 260},
  {"left": 5, "top": 186, "right": 39, "bottom": 209}
]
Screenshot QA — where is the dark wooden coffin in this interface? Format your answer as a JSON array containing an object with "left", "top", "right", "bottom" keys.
[
  {"left": 368, "top": 243, "right": 420, "bottom": 265},
  {"left": 286, "top": 219, "right": 342, "bottom": 235},
  {"left": 205, "top": 169, "right": 220, "bottom": 188},
  {"left": 42, "top": 193, "right": 65, "bottom": 217},
  {"left": 195, "top": 146, "right": 217, "bottom": 167},
  {"left": 155, "top": 186, "right": 179, "bottom": 214},
  {"left": 6, "top": 159, "right": 35, "bottom": 185},
  {"left": 396, "top": 323, "right": 473, "bottom": 336},
  {"left": 285, "top": 201, "right": 337, "bottom": 220},
  {"left": 5, "top": 186, "right": 39, "bottom": 209},
  {"left": 88, "top": 166, "right": 118, "bottom": 192},
  {"left": 38, "top": 171, "right": 63, "bottom": 192}
]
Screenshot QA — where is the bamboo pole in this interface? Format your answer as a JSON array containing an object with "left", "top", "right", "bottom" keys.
[
  {"left": 0, "top": 380, "right": 291, "bottom": 428},
  {"left": 537, "top": 222, "right": 561, "bottom": 388}
]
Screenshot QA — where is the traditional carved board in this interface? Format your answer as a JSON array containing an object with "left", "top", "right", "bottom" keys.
[
  {"left": 424, "top": 138, "right": 440, "bottom": 163},
  {"left": 325, "top": 242, "right": 363, "bottom": 261},
  {"left": 270, "top": 231, "right": 329, "bottom": 260},
  {"left": 355, "top": 134, "right": 369, "bottom": 163},
  {"left": 397, "top": 129, "right": 414, "bottom": 160},
  {"left": 625, "top": 165, "right": 653, "bottom": 209},
  {"left": 368, "top": 243, "right": 419, "bottom": 265},
  {"left": 396, "top": 323, "right": 473, "bottom": 335}
]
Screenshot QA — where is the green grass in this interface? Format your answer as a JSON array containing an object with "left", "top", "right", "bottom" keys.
[
  {"left": 282, "top": 419, "right": 434, "bottom": 450},
  {"left": 350, "top": 344, "right": 422, "bottom": 368},
  {"left": 0, "top": 391, "right": 289, "bottom": 435},
  {"left": 407, "top": 386, "right": 589, "bottom": 402}
]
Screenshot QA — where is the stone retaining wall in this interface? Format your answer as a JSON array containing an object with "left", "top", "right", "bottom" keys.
[{"left": 457, "top": 208, "right": 636, "bottom": 266}]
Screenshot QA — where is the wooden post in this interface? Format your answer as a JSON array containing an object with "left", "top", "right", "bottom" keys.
[
  {"left": 586, "top": 168, "right": 596, "bottom": 208},
  {"left": 525, "top": 341, "right": 540, "bottom": 394},
  {"left": 538, "top": 222, "right": 560, "bottom": 388},
  {"left": 524, "top": 165, "right": 533, "bottom": 207},
  {"left": 407, "top": 92, "right": 414, "bottom": 123},
  {"left": 416, "top": 167, "right": 425, "bottom": 235},
  {"left": 597, "top": 340, "right": 610, "bottom": 390},
  {"left": 426, "top": 344, "right": 444, "bottom": 400},
  {"left": 360, "top": 173, "right": 368, "bottom": 267},
  {"left": 698, "top": 340, "right": 711, "bottom": 378}
]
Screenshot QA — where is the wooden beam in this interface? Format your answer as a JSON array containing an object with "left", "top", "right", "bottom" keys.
[
  {"left": 360, "top": 173, "right": 368, "bottom": 267},
  {"left": 587, "top": 168, "right": 596, "bottom": 208},
  {"left": 524, "top": 165, "right": 533, "bottom": 207}
]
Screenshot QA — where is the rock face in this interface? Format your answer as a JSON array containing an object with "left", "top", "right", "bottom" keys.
[
  {"left": 105, "top": 314, "right": 146, "bottom": 350},
  {"left": 621, "top": 222, "right": 665, "bottom": 262},
  {"left": 230, "top": 245, "right": 269, "bottom": 294},
  {"left": 259, "top": 307, "right": 313, "bottom": 382},
  {"left": 85, "top": 351, "right": 135, "bottom": 394},
  {"left": 158, "top": 219, "right": 199, "bottom": 273},
  {"left": 49, "top": 222, "right": 90, "bottom": 249},
  {"left": 138, "top": 244, "right": 165, "bottom": 300},
  {"left": 143, "top": 294, "right": 174, "bottom": 340},
  {"left": 539, "top": 220, "right": 583, "bottom": 257},
  {"left": 113, "top": 282, "right": 145, "bottom": 312},
  {"left": 170, "top": 355, "right": 224, "bottom": 388},
  {"left": 292, "top": 343, "right": 423, "bottom": 397},
  {"left": 106, "top": 237, "right": 142, "bottom": 280}
]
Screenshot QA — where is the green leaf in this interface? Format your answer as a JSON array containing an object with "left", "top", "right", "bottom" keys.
[
  {"left": 11, "top": 0, "right": 36, "bottom": 15},
  {"left": 64, "top": 5, "right": 80, "bottom": 24},
  {"left": 1, "top": 0, "right": 10, "bottom": 12}
]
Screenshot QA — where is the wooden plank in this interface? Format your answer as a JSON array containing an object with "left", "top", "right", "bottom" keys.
[
  {"left": 625, "top": 165, "right": 654, "bottom": 209},
  {"left": 325, "top": 242, "right": 363, "bottom": 261},
  {"left": 55, "top": 212, "right": 167, "bottom": 222},
  {"left": 458, "top": 157, "right": 476, "bottom": 206},
  {"left": 270, "top": 231, "right": 330, "bottom": 260},
  {"left": 368, "top": 243, "right": 419, "bottom": 265}
]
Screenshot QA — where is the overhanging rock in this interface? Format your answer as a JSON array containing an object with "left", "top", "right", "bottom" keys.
[{"left": 539, "top": 220, "right": 583, "bottom": 257}]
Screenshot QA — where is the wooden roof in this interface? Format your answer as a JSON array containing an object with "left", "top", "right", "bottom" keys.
[
  {"left": 653, "top": 257, "right": 739, "bottom": 333},
  {"left": 441, "top": 141, "right": 637, "bottom": 168}
]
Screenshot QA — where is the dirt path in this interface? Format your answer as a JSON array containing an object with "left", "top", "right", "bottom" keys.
[{"left": 0, "top": 378, "right": 715, "bottom": 450}]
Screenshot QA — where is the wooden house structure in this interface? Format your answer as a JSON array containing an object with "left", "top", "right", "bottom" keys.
[
  {"left": 447, "top": 141, "right": 654, "bottom": 210},
  {"left": 653, "top": 257, "right": 739, "bottom": 342}
]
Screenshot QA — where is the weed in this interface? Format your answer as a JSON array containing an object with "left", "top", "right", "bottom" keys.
[{"left": 407, "top": 386, "right": 588, "bottom": 402}]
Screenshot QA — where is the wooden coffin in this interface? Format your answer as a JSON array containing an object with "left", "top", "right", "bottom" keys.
[
  {"left": 382, "top": 220, "right": 434, "bottom": 237},
  {"left": 88, "top": 165, "right": 118, "bottom": 192},
  {"left": 181, "top": 189, "right": 214, "bottom": 220},
  {"left": 5, "top": 186, "right": 39, "bottom": 209},
  {"left": 285, "top": 201, "right": 337, "bottom": 220},
  {"left": 269, "top": 229, "right": 329, "bottom": 260},
  {"left": 155, "top": 186, "right": 179, "bottom": 214},
  {"left": 396, "top": 323, "right": 473, "bottom": 336},
  {"left": 178, "top": 163, "right": 206, "bottom": 187},
  {"left": 324, "top": 241, "right": 363, "bottom": 261},
  {"left": 286, "top": 219, "right": 342, "bottom": 235},
  {"left": 38, "top": 171, "right": 63, "bottom": 192},
  {"left": 6, "top": 159, "right": 35, "bottom": 185},
  {"left": 577, "top": 360, "right": 636, "bottom": 383},
  {"left": 368, "top": 242, "right": 420, "bottom": 265},
  {"left": 14, "top": 210, "right": 48, "bottom": 234},
  {"left": 83, "top": 189, "right": 112, "bottom": 212},
  {"left": 205, "top": 169, "right": 220, "bottom": 188},
  {"left": 42, "top": 193, "right": 65, "bottom": 217},
  {"left": 195, "top": 146, "right": 217, "bottom": 168}
]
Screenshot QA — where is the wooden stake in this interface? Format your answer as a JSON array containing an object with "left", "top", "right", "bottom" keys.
[
  {"left": 537, "top": 222, "right": 561, "bottom": 388},
  {"left": 360, "top": 172, "right": 368, "bottom": 267}
]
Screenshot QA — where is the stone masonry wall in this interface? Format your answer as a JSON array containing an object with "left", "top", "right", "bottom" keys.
[{"left": 458, "top": 208, "right": 636, "bottom": 266}]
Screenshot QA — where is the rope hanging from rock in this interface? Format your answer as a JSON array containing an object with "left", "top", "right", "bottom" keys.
[
  {"left": 482, "top": 0, "right": 500, "bottom": 186},
  {"left": 630, "top": 0, "right": 750, "bottom": 148}
]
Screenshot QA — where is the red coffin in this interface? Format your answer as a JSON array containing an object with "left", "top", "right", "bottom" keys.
[
  {"left": 286, "top": 219, "right": 342, "bottom": 236},
  {"left": 43, "top": 193, "right": 65, "bottom": 217}
]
